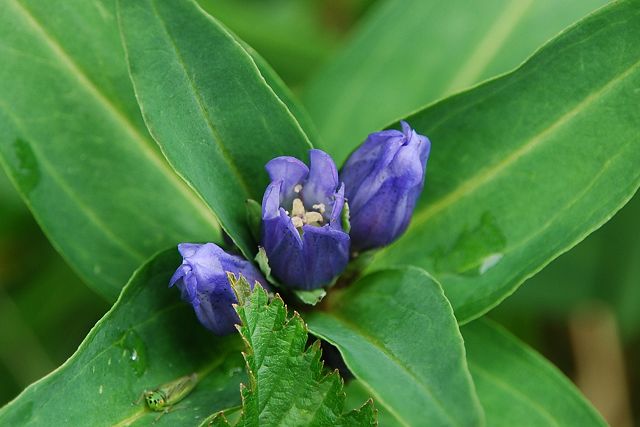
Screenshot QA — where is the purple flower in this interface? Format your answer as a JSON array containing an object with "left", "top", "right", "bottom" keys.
[
  {"left": 170, "top": 243, "right": 266, "bottom": 335},
  {"left": 262, "top": 149, "right": 350, "bottom": 290},
  {"left": 341, "top": 121, "right": 430, "bottom": 251}
]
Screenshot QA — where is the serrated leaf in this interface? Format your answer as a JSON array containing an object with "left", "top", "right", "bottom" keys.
[
  {"left": 371, "top": 0, "right": 640, "bottom": 322},
  {"left": 462, "top": 319, "right": 606, "bottom": 426},
  {"left": 0, "top": 0, "right": 222, "bottom": 300},
  {"left": 0, "top": 251, "right": 245, "bottom": 426},
  {"left": 303, "top": 0, "right": 608, "bottom": 165},
  {"left": 343, "top": 381, "right": 403, "bottom": 427},
  {"left": 212, "top": 276, "right": 375, "bottom": 427},
  {"left": 306, "top": 267, "right": 483, "bottom": 427},
  {"left": 117, "top": 0, "right": 312, "bottom": 259}
]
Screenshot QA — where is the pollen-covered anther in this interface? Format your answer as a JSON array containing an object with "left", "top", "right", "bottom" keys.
[
  {"left": 290, "top": 198, "right": 324, "bottom": 229},
  {"left": 312, "top": 203, "right": 326, "bottom": 214},
  {"left": 305, "top": 212, "right": 324, "bottom": 225}
]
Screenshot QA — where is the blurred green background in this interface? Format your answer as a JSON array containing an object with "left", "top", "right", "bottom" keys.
[{"left": 1, "top": 1, "right": 637, "bottom": 425}]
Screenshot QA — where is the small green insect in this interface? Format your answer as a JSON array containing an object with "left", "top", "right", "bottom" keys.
[{"left": 136, "top": 372, "right": 198, "bottom": 418}]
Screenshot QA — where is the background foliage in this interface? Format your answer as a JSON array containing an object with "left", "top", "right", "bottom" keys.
[{"left": 0, "top": 0, "right": 638, "bottom": 425}]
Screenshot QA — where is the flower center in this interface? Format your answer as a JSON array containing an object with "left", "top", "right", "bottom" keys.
[{"left": 287, "top": 184, "right": 326, "bottom": 231}]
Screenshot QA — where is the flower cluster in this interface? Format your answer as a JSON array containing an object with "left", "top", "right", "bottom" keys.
[{"left": 170, "top": 122, "right": 430, "bottom": 334}]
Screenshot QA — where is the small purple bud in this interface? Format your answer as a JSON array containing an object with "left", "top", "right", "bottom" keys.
[
  {"left": 261, "top": 149, "right": 350, "bottom": 290},
  {"left": 341, "top": 121, "right": 430, "bottom": 251},
  {"left": 169, "top": 243, "right": 266, "bottom": 335}
]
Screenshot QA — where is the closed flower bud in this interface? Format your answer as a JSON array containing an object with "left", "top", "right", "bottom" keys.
[
  {"left": 262, "top": 149, "right": 350, "bottom": 290},
  {"left": 341, "top": 121, "right": 430, "bottom": 251},
  {"left": 170, "top": 243, "right": 266, "bottom": 335}
]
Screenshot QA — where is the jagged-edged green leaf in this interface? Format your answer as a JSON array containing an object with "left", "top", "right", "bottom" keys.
[
  {"left": 371, "top": 0, "right": 640, "bottom": 322},
  {"left": 303, "top": 0, "right": 608, "bottom": 165},
  {"left": 0, "top": 0, "right": 222, "bottom": 301},
  {"left": 463, "top": 319, "right": 606, "bottom": 426},
  {"left": 117, "top": 0, "right": 312, "bottom": 259},
  {"left": 0, "top": 251, "right": 245, "bottom": 426},
  {"left": 307, "top": 267, "right": 483, "bottom": 427},
  {"left": 211, "top": 276, "right": 375, "bottom": 427}
]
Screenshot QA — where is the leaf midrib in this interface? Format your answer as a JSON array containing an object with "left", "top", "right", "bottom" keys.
[
  {"left": 320, "top": 312, "right": 463, "bottom": 427},
  {"left": 8, "top": 0, "right": 219, "bottom": 231},
  {"left": 469, "top": 361, "right": 562, "bottom": 427},
  {"left": 410, "top": 56, "right": 640, "bottom": 228},
  {"left": 442, "top": 0, "right": 534, "bottom": 94},
  {"left": 146, "top": 0, "right": 254, "bottom": 198},
  {"left": 0, "top": 100, "right": 146, "bottom": 262}
]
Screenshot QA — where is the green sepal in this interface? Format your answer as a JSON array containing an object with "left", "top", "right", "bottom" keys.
[
  {"left": 227, "top": 273, "right": 253, "bottom": 307},
  {"left": 294, "top": 288, "right": 327, "bottom": 306},
  {"left": 341, "top": 200, "right": 351, "bottom": 233},
  {"left": 254, "top": 246, "right": 280, "bottom": 286}
]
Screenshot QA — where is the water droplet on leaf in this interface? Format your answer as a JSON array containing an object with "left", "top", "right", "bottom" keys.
[
  {"left": 431, "top": 212, "right": 506, "bottom": 277},
  {"left": 117, "top": 329, "right": 148, "bottom": 377}
]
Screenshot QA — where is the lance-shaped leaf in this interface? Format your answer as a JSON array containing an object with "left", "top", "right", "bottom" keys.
[
  {"left": 117, "top": 0, "right": 312, "bottom": 259},
  {"left": 210, "top": 276, "right": 375, "bottom": 426},
  {"left": 0, "top": 0, "right": 222, "bottom": 300},
  {"left": 0, "top": 251, "right": 245, "bottom": 426},
  {"left": 463, "top": 319, "right": 606, "bottom": 426},
  {"left": 303, "top": 0, "right": 608, "bottom": 165},
  {"left": 371, "top": 0, "right": 640, "bottom": 322},
  {"left": 306, "top": 267, "right": 483, "bottom": 427}
]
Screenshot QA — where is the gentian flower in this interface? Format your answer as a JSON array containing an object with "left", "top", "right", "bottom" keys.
[
  {"left": 170, "top": 243, "right": 266, "bottom": 335},
  {"left": 341, "top": 121, "right": 430, "bottom": 251},
  {"left": 262, "top": 149, "right": 350, "bottom": 290}
]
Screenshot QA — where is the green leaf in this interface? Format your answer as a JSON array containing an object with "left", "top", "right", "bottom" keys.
[
  {"left": 0, "top": 250, "right": 245, "bottom": 426},
  {"left": 0, "top": 0, "right": 223, "bottom": 300},
  {"left": 306, "top": 267, "right": 483, "bottom": 427},
  {"left": 117, "top": 0, "right": 312, "bottom": 259},
  {"left": 371, "top": 0, "right": 640, "bottom": 322},
  {"left": 496, "top": 192, "right": 640, "bottom": 341},
  {"left": 462, "top": 319, "right": 606, "bottom": 426},
  {"left": 303, "top": 0, "right": 609, "bottom": 165},
  {"left": 242, "top": 42, "right": 322, "bottom": 147},
  {"left": 211, "top": 276, "right": 376, "bottom": 426},
  {"left": 244, "top": 199, "right": 262, "bottom": 243},
  {"left": 197, "top": 0, "right": 340, "bottom": 86},
  {"left": 343, "top": 380, "right": 403, "bottom": 427}
]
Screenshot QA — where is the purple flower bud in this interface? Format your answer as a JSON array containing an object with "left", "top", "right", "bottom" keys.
[
  {"left": 262, "top": 149, "right": 350, "bottom": 290},
  {"left": 170, "top": 243, "right": 266, "bottom": 335},
  {"left": 341, "top": 121, "right": 430, "bottom": 251}
]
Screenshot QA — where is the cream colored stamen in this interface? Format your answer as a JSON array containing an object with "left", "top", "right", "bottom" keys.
[
  {"left": 291, "top": 198, "right": 306, "bottom": 217},
  {"left": 305, "top": 212, "right": 324, "bottom": 225},
  {"left": 291, "top": 216, "right": 304, "bottom": 228},
  {"left": 293, "top": 184, "right": 303, "bottom": 193},
  {"left": 312, "top": 203, "right": 326, "bottom": 214},
  {"left": 289, "top": 197, "right": 324, "bottom": 230}
]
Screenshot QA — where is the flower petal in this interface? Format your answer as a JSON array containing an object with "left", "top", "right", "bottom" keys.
[
  {"left": 341, "top": 122, "right": 430, "bottom": 251},
  {"left": 300, "top": 225, "right": 350, "bottom": 289},
  {"left": 302, "top": 149, "right": 339, "bottom": 206},
  {"left": 266, "top": 156, "right": 309, "bottom": 203},
  {"left": 262, "top": 180, "right": 283, "bottom": 220},
  {"left": 192, "top": 282, "right": 240, "bottom": 335}
]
